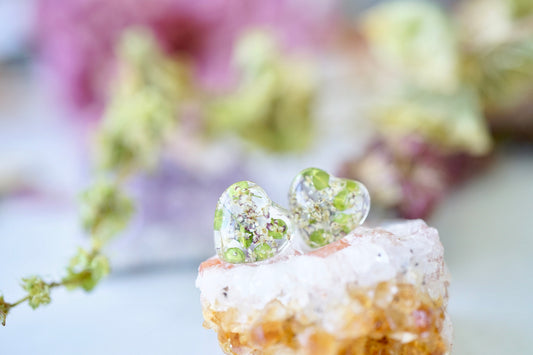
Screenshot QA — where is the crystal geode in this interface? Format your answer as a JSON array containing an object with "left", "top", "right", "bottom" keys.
[{"left": 197, "top": 220, "right": 452, "bottom": 354}]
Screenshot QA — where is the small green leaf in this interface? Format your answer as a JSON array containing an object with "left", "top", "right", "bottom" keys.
[
  {"left": 334, "top": 213, "right": 351, "bottom": 224},
  {"left": 268, "top": 218, "right": 287, "bottom": 239},
  {"left": 223, "top": 248, "right": 246, "bottom": 263},
  {"left": 345, "top": 180, "right": 359, "bottom": 192},
  {"left": 234, "top": 181, "right": 250, "bottom": 189},
  {"left": 309, "top": 229, "right": 328, "bottom": 247},
  {"left": 21, "top": 276, "right": 51, "bottom": 310},
  {"left": 213, "top": 208, "right": 224, "bottom": 231},
  {"left": 80, "top": 180, "right": 134, "bottom": 243},
  {"left": 238, "top": 225, "right": 253, "bottom": 248},
  {"left": 334, "top": 189, "right": 351, "bottom": 211},
  {"left": 334, "top": 213, "right": 352, "bottom": 234},
  {"left": 63, "top": 249, "right": 111, "bottom": 292},
  {"left": 253, "top": 243, "right": 273, "bottom": 261},
  {"left": 303, "top": 168, "right": 330, "bottom": 190},
  {"left": 88, "top": 255, "right": 111, "bottom": 290},
  {"left": 229, "top": 181, "right": 250, "bottom": 199},
  {"left": 239, "top": 235, "right": 253, "bottom": 248}
]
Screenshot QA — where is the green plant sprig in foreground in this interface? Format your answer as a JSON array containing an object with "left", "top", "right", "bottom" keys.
[
  {"left": 0, "top": 182, "right": 132, "bottom": 326},
  {"left": 0, "top": 29, "right": 185, "bottom": 326}
]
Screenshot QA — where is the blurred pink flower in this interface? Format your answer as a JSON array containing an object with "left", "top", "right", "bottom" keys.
[
  {"left": 340, "top": 136, "right": 492, "bottom": 219},
  {"left": 35, "top": 0, "right": 339, "bottom": 118}
]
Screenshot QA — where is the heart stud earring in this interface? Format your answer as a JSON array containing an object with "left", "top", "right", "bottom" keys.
[
  {"left": 288, "top": 168, "right": 370, "bottom": 248},
  {"left": 214, "top": 181, "right": 292, "bottom": 263}
]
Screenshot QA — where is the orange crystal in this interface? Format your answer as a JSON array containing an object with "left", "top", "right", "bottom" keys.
[
  {"left": 202, "top": 281, "right": 449, "bottom": 355},
  {"left": 198, "top": 221, "right": 451, "bottom": 355}
]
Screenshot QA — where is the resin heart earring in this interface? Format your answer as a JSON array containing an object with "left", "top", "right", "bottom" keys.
[
  {"left": 289, "top": 168, "right": 370, "bottom": 248},
  {"left": 214, "top": 181, "right": 292, "bottom": 263}
]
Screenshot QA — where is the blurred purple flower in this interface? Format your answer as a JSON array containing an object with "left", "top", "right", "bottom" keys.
[
  {"left": 35, "top": 0, "right": 339, "bottom": 118},
  {"left": 340, "top": 135, "right": 491, "bottom": 219},
  {"left": 129, "top": 158, "right": 247, "bottom": 250}
]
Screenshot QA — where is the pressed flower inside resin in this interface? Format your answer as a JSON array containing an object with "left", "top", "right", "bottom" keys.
[
  {"left": 214, "top": 181, "right": 292, "bottom": 263},
  {"left": 289, "top": 168, "right": 370, "bottom": 248}
]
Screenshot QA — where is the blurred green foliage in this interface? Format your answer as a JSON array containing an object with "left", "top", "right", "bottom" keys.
[
  {"left": 98, "top": 29, "right": 188, "bottom": 173},
  {"left": 80, "top": 179, "right": 134, "bottom": 245},
  {"left": 207, "top": 30, "right": 315, "bottom": 152},
  {"left": 63, "top": 249, "right": 111, "bottom": 292},
  {"left": 21, "top": 277, "right": 52, "bottom": 310}
]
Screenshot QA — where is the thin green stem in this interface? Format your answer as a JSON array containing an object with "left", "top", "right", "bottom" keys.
[
  {"left": 6, "top": 280, "right": 63, "bottom": 310},
  {"left": 7, "top": 295, "right": 29, "bottom": 308}
]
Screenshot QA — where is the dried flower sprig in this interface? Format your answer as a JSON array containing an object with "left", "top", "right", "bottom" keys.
[{"left": 0, "top": 29, "right": 186, "bottom": 326}]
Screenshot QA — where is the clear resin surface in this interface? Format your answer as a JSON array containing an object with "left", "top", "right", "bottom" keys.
[
  {"left": 214, "top": 181, "right": 292, "bottom": 263},
  {"left": 289, "top": 168, "right": 370, "bottom": 248}
]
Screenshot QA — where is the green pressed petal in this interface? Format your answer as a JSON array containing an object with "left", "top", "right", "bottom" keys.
[
  {"left": 239, "top": 225, "right": 253, "bottom": 248},
  {"left": 268, "top": 231, "right": 283, "bottom": 239},
  {"left": 268, "top": 218, "right": 287, "bottom": 239},
  {"left": 223, "top": 248, "right": 246, "bottom": 263},
  {"left": 62, "top": 249, "right": 111, "bottom": 292},
  {"left": 80, "top": 180, "right": 134, "bottom": 242},
  {"left": 239, "top": 235, "right": 253, "bottom": 248},
  {"left": 309, "top": 229, "right": 328, "bottom": 247},
  {"left": 253, "top": 243, "right": 273, "bottom": 261},
  {"left": 213, "top": 208, "right": 224, "bottom": 231},
  {"left": 312, "top": 170, "right": 330, "bottom": 190},
  {"left": 333, "top": 189, "right": 351, "bottom": 211},
  {"left": 345, "top": 180, "right": 359, "bottom": 192},
  {"left": 229, "top": 181, "right": 250, "bottom": 199},
  {"left": 276, "top": 218, "right": 287, "bottom": 229},
  {"left": 334, "top": 213, "right": 353, "bottom": 234},
  {"left": 234, "top": 181, "right": 250, "bottom": 190},
  {"left": 302, "top": 168, "right": 330, "bottom": 190},
  {"left": 21, "top": 276, "right": 51, "bottom": 310},
  {"left": 334, "top": 213, "right": 351, "bottom": 224}
]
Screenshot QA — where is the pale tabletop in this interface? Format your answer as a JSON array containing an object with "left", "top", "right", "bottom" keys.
[{"left": 1, "top": 70, "right": 532, "bottom": 355}]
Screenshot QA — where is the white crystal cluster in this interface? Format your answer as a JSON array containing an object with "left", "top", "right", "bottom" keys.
[{"left": 198, "top": 220, "right": 450, "bottom": 336}]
